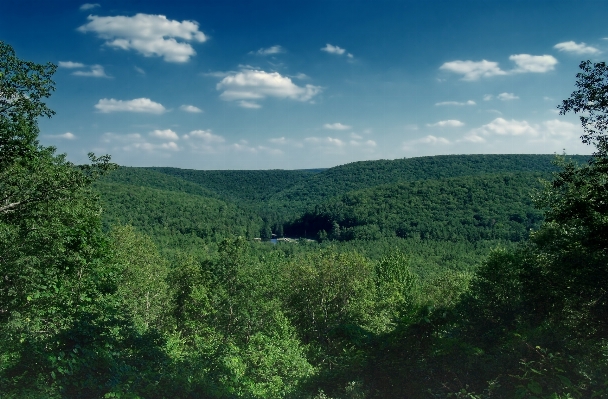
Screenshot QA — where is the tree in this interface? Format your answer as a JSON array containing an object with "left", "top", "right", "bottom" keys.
[
  {"left": 0, "top": 41, "right": 161, "bottom": 397},
  {"left": 559, "top": 60, "right": 608, "bottom": 156}
]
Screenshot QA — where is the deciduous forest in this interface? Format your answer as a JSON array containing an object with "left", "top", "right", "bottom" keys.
[{"left": 1, "top": 41, "right": 607, "bottom": 398}]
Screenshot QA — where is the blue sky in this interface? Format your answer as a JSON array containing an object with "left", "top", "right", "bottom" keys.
[{"left": 1, "top": 0, "right": 605, "bottom": 169}]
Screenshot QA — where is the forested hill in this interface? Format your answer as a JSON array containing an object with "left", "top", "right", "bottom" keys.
[
  {"left": 285, "top": 172, "right": 545, "bottom": 242},
  {"left": 97, "top": 167, "right": 221, "bottom": 199},
  {"left": 268, "top": 154, "right": 590, "bottom": 210},
  {"left": 144, "top": 167, "right": 324, "bottom": 203},
  {"left": 96, "top": 181, "right": 263, "bottom": 254}
]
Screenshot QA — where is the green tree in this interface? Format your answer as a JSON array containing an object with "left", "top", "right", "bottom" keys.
[
  {"left": 559, "top": 60, "right": 608, "bottom": 156},
  {"left": 0, "top": 41, "right": 171, "bottom": 397},
  {"left": 109, "top": 225, "right": 172, "bottom": 332}
]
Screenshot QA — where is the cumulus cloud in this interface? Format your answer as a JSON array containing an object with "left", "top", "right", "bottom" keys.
[
  {"left": 540, "top": 119, "right": 580, "bottom": 138},
  {"left": 427, "top": 120, "right": 465, "bottom": 127},
  {"left": 59, "top": 61, "right": 110, "bottom": 77},
  {"left": 292, "top": 73, "right": 309, "bottom": 80},
  {"left": 462, "top": 134, "right": 486, "bottom": 143},
  {"left": 323, "top": 122, "right": 351, "bottom": 130},
  {"left": 439, "top": 60, "right": 507, "bottom": 81},
  {"left": 72, "top": 64, "right": 110, "bottom": 78},
  {"left": 435, "top": 100, "right": 476, "bottom": 106},
  {"left": 253, "top": 45, "right": 284, "bottom": 55},
  {"left": 471, "top": 118, "right": 537, "bottom": 137},
  {"left": 441, "top": 54, "right": 558, "bottom": 80},
  {"left": 216, "top": 69, "right": 321, "bottom": 108},
  {"left": 180, "top": 104, "right": 202, "bottom": 113},
  {"left": 45, "top": 132, "right": 76, "bottom": 140},
  {"left": 483, "top": 94, "right": 493, "bottom": 101},
  {"left": 80, "top": 3, "right": 100, "bottom": 10},
  {"left": 78, "top": 13, "right": 207, "bottom": 63},
  {"left": 101, "top": 132, "right": 179, "bottom": 152},
  {"left": 305, "top": 136, "right": 345, "bottom": 146},
  {"left": 497, "top": 92, "right": 519, "bottom": 101},
  {"left": 419, "top": 135, "right": 450, "bottom": 144},
  {"left": 349, "top": 139, "right": 376, "bottom": 147},
  {"left": 509, "top": 54, "right": 558, "bottom": 73},
  {"left": 129, "top": 141, "right": 179, "bottom": 152},
  {"left": 462, "top": 118, "right": 582, "bottom": 147},
  {"left": 183, "top": 129, "right": 225, "bottom": 143},
  {"left": 321, "top": 43, "right": 353, "bottom": 58},
  {"left": 554, "top": 41, "right": 600, "bottom": 55},
  {"left": 150, "top": 129, "right": 179, "bottom": 140},
  {"left": 95, "top": 98, "right": 166, "bottom": 114},
  {"left": 269, "top": 137, "right": 288, "bottom": 144},
  {"left": 238, "top": 100, "right": 262, "bottom": 109},
  {"left": 58, "top": 61, "right": 85, "bottom": 68}
]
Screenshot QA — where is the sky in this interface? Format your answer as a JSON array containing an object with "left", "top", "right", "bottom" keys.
[{"left": 1, "top": 0, "right": 605, "bottom": 169}]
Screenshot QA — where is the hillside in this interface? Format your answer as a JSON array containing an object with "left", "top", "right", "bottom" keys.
[
  {"left": 96, "top": 181, "right": 263, "bottom": 254},
  {"left": 144, "top": 167, "right": 323, "bottom": 203},
  {"left": 268, "top": 154, "right": 589, "bottom": 212},
  {"left": 286, "top": 172, "right": 545, "bottom": 242}
]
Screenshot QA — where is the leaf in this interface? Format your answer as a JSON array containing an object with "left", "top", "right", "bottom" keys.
[
  {"left": 557, "top": 374, "right": 572, "bottom": 387},
  {"left": 527, "top": 381, "right": 542, "bottom": 395}
]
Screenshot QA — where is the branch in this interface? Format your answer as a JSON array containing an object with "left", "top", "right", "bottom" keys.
[{"left": 0, "top": 201, "right": 22, "bottom": 214}]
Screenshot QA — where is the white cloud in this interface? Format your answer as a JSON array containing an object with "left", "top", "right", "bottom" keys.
[
  {"left": 471, "top": 118, "right": 537, "bottom": 136},
  {"left": 72, "top": 64, "right": 110, "bottom": 78},
  {"left": 435, "top": 100, "right": 476, "bottom": 106},
  {"left": 321, "top": 43, "right": 346, "bottom": 55},
  {"left": 497, "top": 92, "right": 519, "bottom": 101},
  {"left": 180, "top": 104, "right": 203, "bottom": 113},
  {"left": 101, "top": 132, "right": 180, "bottom": 152},
  {"left": 129, "top": 141, "right": 180, "bottom": 152},
  {"left": 349, "top": 139, "right": 376, "bottom": 150},
  {"left": 78, "top": 13, "right": 207, "bottom": 63},
  {"left": 541, "top": 119, "right": 580, "bottom": 138},
  {"left": 305, "top": 136, "right": 345, "bottom": 146},
  {"left": 46, "top": 132, "right": 76, "bottom": 140},
  {"left": 292, "top": 73, "right": 309, "bottom": 80},
  {"left": 238, "top": 100, "right": 262, "bottom": 109},
  {"left": 183, "top": 129, "right": 225, "bottom": 143},
  {"left": 350, "top": 133, "right": 363, "bottom": 139},
  {"left": 269, "top": 137, "right": 288, "bottom": 144},
  {"left": 150, "top": 129, "right": 179, "bottom": 140},
  {"left": 441, "top": 54, "right": 558, "bottom": 81},
  {"left": 554, "top": 41, "right": 600, "bottom": 55},
  {"left": 439, "top": 60, "right": 507, "bottom": 81},
  {"left": 483, "top": 94, "right": 493, "bottom": 101},
  {"left": 461, "top": 118, "right": 582, "bottom": 149},
  {"left": 323, "top": 122, "right": 351, "bottom": 130},
  {"left": 134, "top": 66, "right": 146, "bottom": 75},
  {"left": 58, "top": 61, "right": 85, "bottom": 68},
  {"left": 95, "top": 98, "right": 166, "bottom": 114},
  {"left": 462, "top": 134, "right": 486, "bottom": 143},
  {"left": 203, "top": 71, "right": 232, "bottom": 78},
  {"left": 253, "top": 45, "right": 284, "bottom": 55},
  {"left": 80, "top": 3, "right": 100, "bottom": 10},
  {"left": 509, "top": 54, "right": 558, "bottom": 73},
  {"left": 216, "top": 69, "right": 321, "bottom": 107},
  {"left": 427, "top": 120, "right": 465, "bottom": 127},
  {"left": 418, "top": 135, "right": 450, "bottom": 144}
]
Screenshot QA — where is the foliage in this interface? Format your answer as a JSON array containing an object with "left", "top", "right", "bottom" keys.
[
  {"left": 559, "top": 60, "right": 608, "bottom": 155},
  {"left": 287, "top": 172, "right": 546, "bottom": 243}
]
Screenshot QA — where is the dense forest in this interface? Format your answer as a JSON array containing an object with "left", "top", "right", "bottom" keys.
[{"left": 2, "top": 41, "right": 608, "bottom": 398}]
